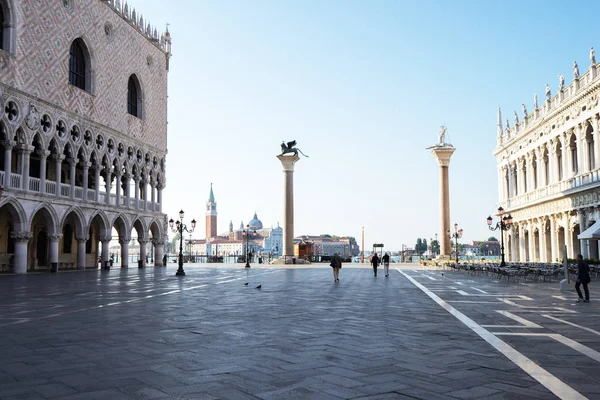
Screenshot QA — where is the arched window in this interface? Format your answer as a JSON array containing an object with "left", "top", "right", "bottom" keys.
[
  {"left": 69, "top": 39, "right": 87, "bottom": 91},
  {"left": 127, "top": 75, "right": 142, "bottom": 118},
  {"left": 0, "top": 6, "right": 4, "bottom": 51},
  {"left": 0, "top": 1, "right": 15, "bottom": 53}
]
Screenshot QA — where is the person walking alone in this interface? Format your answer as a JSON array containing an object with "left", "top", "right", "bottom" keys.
[
  {"left": 382, "top": 252, "right": 390, "bottom": 277},
  {"left": 331, "top": 252, "right": 342, "bottom": 282},
  {"left": 371, "top": 253, "right": 380, "bottom": 277},
  {"left": 576, "top": 254, "right": 591, "bottom": 302}
]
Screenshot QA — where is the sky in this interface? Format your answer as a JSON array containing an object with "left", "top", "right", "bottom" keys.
[{"left": 133, "top": 0, "right": 600, "bottom": 250}]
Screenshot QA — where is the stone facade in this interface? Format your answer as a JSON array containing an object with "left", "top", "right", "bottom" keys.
[
  {"left": 494, "top": 54, "right": 600, "bottom": 262},
  {"left": 0, "top": 0, "right": 171, "bottom": 273}
]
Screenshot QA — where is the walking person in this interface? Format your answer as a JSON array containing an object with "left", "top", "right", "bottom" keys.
[
  {"left": 382, "top": 252, "right": 390, "bottom": 277},
  {"left": 371, "top": 253, "right": 380, "bottom": 277},
  {"left": 576, "top": 254, "right": 591, "bottom": 302},
  {"left": 331, "top": 252, "right": 342, "bottom": 282}
]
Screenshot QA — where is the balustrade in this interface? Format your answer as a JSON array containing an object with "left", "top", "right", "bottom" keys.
[
  {"left": 28, "top": 177, "right": 40, "bottom": 192},
  {"left": 46, "top": 181, "right": 56, "bottom": 195},
  {"left": 74, "top": 187, "right": 83, "bottom": 199},
  {"left": 10, "top": 173, "right": 20, "bottom": 189},
  {"left": 60, "top": 184, "right": 70, "bottom": 197}
]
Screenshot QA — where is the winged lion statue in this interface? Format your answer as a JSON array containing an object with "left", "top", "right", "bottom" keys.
[{"left": 279, "top": 140, "right": 309, "bottom": 157}]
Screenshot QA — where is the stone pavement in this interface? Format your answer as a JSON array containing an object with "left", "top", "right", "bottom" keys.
[{"left": 0, "top": 263, "right": 598, "bottom": 399}]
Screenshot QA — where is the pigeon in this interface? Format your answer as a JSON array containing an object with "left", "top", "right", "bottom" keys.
[
  {"left": 256, "top": 285, "right": 262, "bottom": 289},
  {"left": 244, "top": 282, "right": 249, "bottom": 286}
]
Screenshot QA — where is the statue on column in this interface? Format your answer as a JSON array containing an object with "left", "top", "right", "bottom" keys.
[
  {"left": 513, "top": 111, "right": 519, "bottom": 125},
  {"left": 438, "top": 125, "right": 447, "bottom": 145},
  {"left": 573, "top": 61, "right": 580, "bottom": 79},
  {"left": 279, "top": 140, "right": 309, "bottom": 157},
  {"left": 534, "top": 93, "right": 538, "bottom": 109},
  {"left": 522, "top": 103, "right": 528, "bottom": 118},
  {"left": 591, "top": 46, "right": 596, "bottom": 65},
  {"left": 545, "top": 84, "right": 551, "bottom": 100}
]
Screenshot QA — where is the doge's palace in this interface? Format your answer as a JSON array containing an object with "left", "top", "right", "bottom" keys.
[
  {"left": 495, "top": 48, "right": 600, "bottom": 263},
  {"left": 0, "top": 0, "right": 171, "bottom": 273}
]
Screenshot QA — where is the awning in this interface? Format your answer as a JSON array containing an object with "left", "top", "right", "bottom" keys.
[{"left": 578, "top": 219, "right": 600, "bottom": 240}]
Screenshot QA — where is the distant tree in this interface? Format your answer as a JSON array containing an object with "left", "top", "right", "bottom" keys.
[
  {"left": 478, "top": 242, "right": 488, "bottom": 255},
  {"left": 422, "top": 239, "right": 428, "bottom": 253},
  {"left": 487, "top": 236, "right": 498, "bottom": 242},
  {"left": 347, "top": 236, "right": 357, "bottom": 245},
  {"left": 416, "top": 238, "right": 423, "bottom": 254},
  {"left": 431, "top": 240, "right": 440, "bottom": 254},
  {"left": 320, "top": 234, "right": 332, "bottom": 238}
]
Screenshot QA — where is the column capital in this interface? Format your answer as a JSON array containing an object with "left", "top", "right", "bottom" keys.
[
  {"left": 48, "top": 233, "right": 63, "bottom": 241},
  {"left": 100, "top": 235, "right": 111, "bottom": 242},
  {"left": 277, "top": 155, "right": 300, "bottom": 171},
  {"left": 75, "top": 235, "right": 89, "bottom": 242},
  {"left": 82, "top": 161, "right": 92, "bottom": 169},
  {"left": 151, "top": 238, "right": 165, "bottom": 246},
  {"left": 138, "top": 238, "right": 150, "bottom": 244},
  {"left": 54, "top": 154, "right": 65, "bottom": 162},
  {"left": 38, "top": 149, "right": 50, "bottom": 158},
  {"left": 430, "top": 146, "right": 456, "bottom": 167},
  {"left": 2, "top": 140, "right": 15, "bottom": 149},
  {"left": 68, "top": 157, "right": 79, "bottom": 166},
  {"left": 10, "top": 231, "right": 32, "bottom": 242},
  {"left": 119, "top": 236, "right": 130, "bottom": 244}
]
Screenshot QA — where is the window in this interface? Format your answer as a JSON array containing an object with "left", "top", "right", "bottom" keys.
[
  {"left": 69, "top": 39, "right": 87, "bottom": 90},
  {"left": 127, "top": 75, "right": 141, "bottom": 117},
  {"left": 0, "top": 6, "right": 4, "bottom": 51}
]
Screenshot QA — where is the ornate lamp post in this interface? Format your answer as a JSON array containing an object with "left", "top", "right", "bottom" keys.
[
  {"left": 168, "top": 210, "right": 196, "bottom": 276},
  {"left": 243, "top": 224, "right": 256, "bottom": 268},
  {"left": 487, "top": 206, "right": 512, "bottom": 267},
  {"left": 447, "top": 223, "right": 463, "bottom": 263}
]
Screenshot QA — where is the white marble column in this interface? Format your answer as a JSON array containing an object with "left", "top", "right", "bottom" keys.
[
  {"left": 3, "top": 142, "right": 13, "bottom": 183},
  {"left": 277, "top": 155, "right": 301, "bottom": 258},
  {"left": 150, "top": 179, "right": 156, "bottom": 211},
  {"left": 39, "top": 150, "right": 49, "bottom": 194},
  {"left": 94, "top": 166, "right": 101, "bottom": 202},
  {"left": 138, "top": 239, "right": 148, "bottom": 268},
  {"left": 82, "top": 162, "right": 90, "bottom": 201},
  {"left": 153, "top": 239, "right": 165, "bottom": 266},
  {"left": 69, "top": 158, "right": 77, "bottom": 199},
  {"left": 55, "top": 155, "right": 63, "bottom": 197},
  {"left": 104, "top": 167, "right": 112, "bottom": 206},
  {"left": 577, "top": 125, "right": 588, "bottom": 173},
  {"left": 528, "top": 221, "right": 536, "bottom": 261},
  {"left": 119, "top": 236, "right": 130, "bottom": 268},
  {"left": 593, "top": 117, "right": 600, "bottom": 172},
  {"left": 20, "top": 146, "right": 33, "bottom": 191},
  {"left": 564, "top": 213, "right": 574, "bottom": 259},
  {"left": 510, "top": 226, "right": 518, "bottom": 262},
  {"left": 48, "top": 234, "right": 62, "bottom": 272},
  {"left": 142, "top": 178, "right": 148, "bottom": 211},
  {"left": 101, "top": 235, "right": 111, "bottom": 267},
  {"left": 539, "top": 220, "right": 547, "bottom": 262},
  {"left": 124, "top": 173, "right": 131, "bottom": 208},
  {"left": 157, "top": 185, "right": 163, "bottom": 213},
  {"left": 550, "top": 217, "right": 558, "bottom": 262},
  {"left": 114, "top": 170, "right": 122, "bottom": 207},
  {"left": 578, "top": 211, "right": 589, "bottom": 259},
  {"left": 11, "top": 232, "right": 32, "bottom": 274},
  {"left": 76, "top": 235, "right": 88, "bottom": 270},
  {"left": 518, "top": 224, "right": 526, "bottom": 261},
  {"left": 134, "top": 176, "right": 140, "bottom": 209}
]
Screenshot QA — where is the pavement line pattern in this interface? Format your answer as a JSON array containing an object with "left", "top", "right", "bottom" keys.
[
  {"left": 479, "top": 310, "right": 543, "bottom": 329},
  {"left": 542, "top": 314, "right": 600, "bottom": 336},
  {"left": 398, "top": 269, "right": 587, "bottom": 400},
  {"left": 493, "top": 333, "right": 600, "bottom": 363}
]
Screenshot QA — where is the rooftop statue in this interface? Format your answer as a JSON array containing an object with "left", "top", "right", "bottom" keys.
[
  {"left": 591, "top": 47, "right": 596, "bottom": 65},
  {"left": 545, "top": 84, "right": 551, "bottom": 100},
  {"left": 558, "top": 74, "right": 564, "bottom": 90},
  {"left": 534, "top": 93, "right": 538, "bottom": 109},
  {"left": 280, "top": 140, "right": 309, "bottom": 157},
  {"left": 574, "top": 61, "right": 580, "bottom": 79},
  {"left": 513, "top": 111, "right": 519, "bottom": 125},
  {"left": 522, "top": 103, "right": 528, "bottom": 118}
]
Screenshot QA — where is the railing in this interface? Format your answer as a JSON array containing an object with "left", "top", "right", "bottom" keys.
[
  {"left": 87, "top": 191, "right": 95, "bottom": 201},
  {"left": 29, "top": 177, "right": 41, "bottom": 192},
  {"left": 10, "top": 173, "right": 21, "bottom": 189},
  {"left": 60, "top": 184, "right": 70, "bottom": 197},
  {"left": 74, "top": 187, "right": 83, "bottom": 199},
  {"left": 0, "top": 171, "right": 4, "bottom": 186},
  {"left": 46, "top": 181, "right": 56, "bottom": 195}
]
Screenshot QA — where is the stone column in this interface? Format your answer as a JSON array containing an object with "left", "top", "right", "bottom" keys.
[
  {"left": 55, "top": 155, "right": 64, "bottom": 197},
  {"left": 577, "top": 125, "right": 587, "bottom": 173},
  {"left": 134, "top": 176, "right": 140, "bottom": 209},
  {"left": 153, "top": 239, "right": 165, "bottom": 266},
  {"left": 550, "top": 217, "right": 558, "bottom": 262},
  {"left": 138, "top": 239, "right": 148, "bottom": 268},
  {"left": 518, "top": 224, "right": 526, "bottom": 261},
  {"left": 11, "top": 232, "right": 32, "bottom": 274},
  {"left": 94, "top": 166, "right": 101, "bottom": 202},
  {"left": 510, "top": 226, "right": 518, "bottom": 262},
  {"left": 150, "top": 178, "right": 156, "bottom": 211},
  {"left": 528, "top": 221, "right": 536, "bottom": 261},
  {"left": 20, "top": 145, "right": 33, "bottom": 191},
  {"left": 100, "top": 235, "right": 111, "bottom": 267},
  {"left": 76, "top": 235, "right": 88, "bottom": 270},
  {"left": 578, "top": 210, "right": 589, "bottom": 259},
  {"left": 564, "top": 213, "right": 574, "bottom": 259},
  {"left": 48, "top": 234, "right": 62, "bottom": 272},
  {"left": 119, "top": 236, "right": 130, "bottom": 268},
  {"left": 82, "top": 162, "right": 90, "bottom": 201},
  {"left": 114, "top": 170, "right": 122, "bottom": 207},
  {"left": 141, "top": 178, "right": 148, "bottom": 211},
  {"left": 69, "top": 158, "right": 77, "bottom": 199},
  {"left": 39, "top": 150, "right": 49, "bottom": 194},
  {"left": 277, "top": 155, "right": 301, "bottom": 258},
  {"left": 157, "top": 185, "right": 163, "bottom": 213},
  {"left": 3, "top": 141, "right": 13, "bottom": 184},
  {"left": 430, "top": 146, "right": 455, "bottom": 257},
  {"left": 539, "top": 220, "right": 547, "bottom": 262},
  {"left": 124, "top": 173, "right": 131, "bottom": 208},
  {"left": 104, "top": 167, "right": 112, "bottom": 206}
]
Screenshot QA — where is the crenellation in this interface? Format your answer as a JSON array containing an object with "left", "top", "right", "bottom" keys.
[{"left": 104, "top": 0, "right": 168, "bottom": 51}]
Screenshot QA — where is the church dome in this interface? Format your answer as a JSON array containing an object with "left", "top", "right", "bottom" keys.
[{"left": 248, "top": 212, "right": 263, "bottom": 230}]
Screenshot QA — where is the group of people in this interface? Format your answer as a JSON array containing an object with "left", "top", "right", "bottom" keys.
[{"left": 329, "top": 252, "right": 392, "bottom": 281}]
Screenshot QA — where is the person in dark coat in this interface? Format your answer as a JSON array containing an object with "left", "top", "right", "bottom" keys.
[
  {"left": 371, "top": 253, "right": 380, "bottom": 277},
  {"left": 382, "top": 252, "right": 391, "bottom": 277},
  {"left": 576, "top": 254, "right": 591, "bottom": 302},
  {"left": 330, "top": 253, "right": 342, "bottom": 282}
]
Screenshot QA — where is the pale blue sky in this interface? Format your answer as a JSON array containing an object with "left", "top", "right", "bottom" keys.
[{"left": 135, "top": 0, "right": 598, "bottom": 250}]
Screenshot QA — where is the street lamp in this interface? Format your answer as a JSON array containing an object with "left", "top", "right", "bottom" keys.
[
  {"left": 243, "top": 224, "right": 256, "bottom": 268},
  {"left": 487, "top": 206, "right": 513, "bottom": 267},
  {"left": 447, "top": 223, "right": 463, "bottom": 263},
  {"left": 169, "top": 210, "right": 196, "bottom": 276}
]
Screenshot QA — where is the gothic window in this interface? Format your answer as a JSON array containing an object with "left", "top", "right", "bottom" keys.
[
  {"left": 69, "top": 39, "right": 88, "bottom": 91},
  {"left": 0, "top": 1, "right": 15, "bottom": 53},
  {"left": 127, "top": 75, "right": 142, "bottom": 118},
  {"left": 0, "top": 6, "right": 4, "bottom": 51}
]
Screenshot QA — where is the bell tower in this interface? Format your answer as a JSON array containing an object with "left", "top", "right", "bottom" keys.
[{"left": 205, "top": 183, "right": 217, "bottom": 238}]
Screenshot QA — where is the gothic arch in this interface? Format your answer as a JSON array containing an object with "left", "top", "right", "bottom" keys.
[
  {"left": 69, "top": 36, "right": 96, "bottom": 94},
  {"left": 0, "top": 197, "right": 26, "bottom": 231},
  {"left": 89, "top": 210, "right": 110, "bottom": 237},
  {"left": 29, "top": 203, "right": 59, "bottom": 235},
  {"left": 149, "top": 219, "right": 163, "bottom": 242},
  {"left": 60, "top": 206, "right": 86, "bottom": 237},
  {"left": 132, "top": 217, "right": 148, "bottom": 241},
  {"left": 127, "top": 74, "right": 144, "bottom": 119},
  {"left": 112, "top": 214, "right": 129, "bottom": 239},
  {"left": 0, "top": 0, "right": 16, "bottom": 54}
]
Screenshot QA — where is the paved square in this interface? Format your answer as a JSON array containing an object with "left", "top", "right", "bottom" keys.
[{"left": 0, "top": 264, "right": 598, "bottom": 399}]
